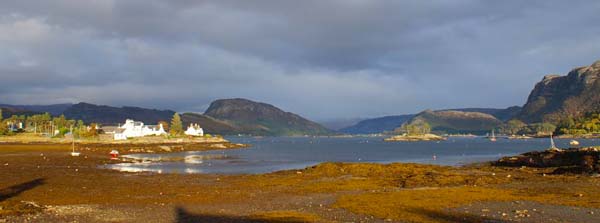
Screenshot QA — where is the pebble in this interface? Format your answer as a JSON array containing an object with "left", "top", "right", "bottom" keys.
[{"left": 514, "top": 209, "right": 530, "bottom": 218}]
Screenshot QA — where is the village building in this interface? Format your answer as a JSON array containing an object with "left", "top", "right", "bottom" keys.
[
  {"left": 6, "top": 121, "right": 23, "bottom": 132},
  {"left": 105, "top": 119, "right": 167, "bottom": 140},
  {"left": 184, "top": 123, "right": 204, "bottom": 136}
]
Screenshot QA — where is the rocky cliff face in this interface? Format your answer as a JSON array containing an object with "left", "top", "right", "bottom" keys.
[
  {"left": 518, "top": 60, "right": 600, "bottom": 123},
  {"left": 204, "top": 98, "right": 331, "bottom": 136}
]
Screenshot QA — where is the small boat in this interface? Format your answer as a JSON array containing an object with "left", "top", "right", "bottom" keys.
[
  {"left": 110, "top": 150, "right": 120, "bottom": 160},
  {"left": 570, "top": 140, "right": 580, "bottom": 146}
]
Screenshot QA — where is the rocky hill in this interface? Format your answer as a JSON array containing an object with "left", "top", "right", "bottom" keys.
[
  {"left": 438, "top": 107, "right": 521, "bottom": 122},
  {"left": 518, "top": 60, "right": 600, "bottom": 123},
  {"left": 204, "top": 98, "right": 331, "bottom": 136},
  {"left": 340, "top": 107, "right": 517, "bottom": 134},
  {"left": 403, "top": 110, "right": 502, "bottom": 135}
]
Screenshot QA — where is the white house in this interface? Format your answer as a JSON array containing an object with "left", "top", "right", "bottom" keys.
[
  {"left": 184, "top": 123, "right": 204, "bottom": 136},
  {"left": 112, "top": 119, "right": 166, "bottom": 140},
  {"left": 6, "top": 121, "right": 23, "bottom": 132}
]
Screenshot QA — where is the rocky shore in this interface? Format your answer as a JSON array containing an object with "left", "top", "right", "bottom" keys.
[
  {"left": 495, "top": 147, "right": 600, "bottom": 174},
  {"left": 2, "top": 144, "right": 600, "bottom": 222},
  {"left": 384, "top": 133, "right": 447, "bottom": 142}
]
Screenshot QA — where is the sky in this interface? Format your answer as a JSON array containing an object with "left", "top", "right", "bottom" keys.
[{"left": 1, "top": 0, "right": 600, "bottom": 121}]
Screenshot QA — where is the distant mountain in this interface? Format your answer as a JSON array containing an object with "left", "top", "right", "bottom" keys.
[
  {"left": 0, "top": 107, "right": 42, "bottom": 117},
  {"left": 0, "top": 103, "right": 72, "bottom": 116},
  {"left": 63, "top": 103, "right": 175, "bottom": 125},
  {"left": 204, "top": 98, "right": 331, "bottom": 136},
  {"left": 340, "top": 107, "right": 518, "bottom": 134},
  {"left": 518, "top": 60, "right": 600, "bottom": 123},
  {"left": 318, "top": 118, "right": 365, "bottom": 131},
  {"left": 405, "top": 110, "right": 502, "bottom": 135},
  {"left": 339, "top": 115, "right": 414, "bottom": 134}
]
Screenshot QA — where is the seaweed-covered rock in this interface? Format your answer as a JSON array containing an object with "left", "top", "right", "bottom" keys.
[{"left": 495, "top": 147, "right": 600, "bottom": 174}]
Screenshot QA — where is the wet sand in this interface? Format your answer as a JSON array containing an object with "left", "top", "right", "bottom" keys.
[{"left": 2, "top": 144, "right": 600, "bottom": 222}]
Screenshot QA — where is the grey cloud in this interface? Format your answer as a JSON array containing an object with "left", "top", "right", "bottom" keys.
[{"left": 1, "top": 1, "right": 600, "bottom": 120}]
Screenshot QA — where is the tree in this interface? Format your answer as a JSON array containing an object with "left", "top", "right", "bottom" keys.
[
  {"left": 504, "top": 119, "right": 527, "bottom": 135},
  {"left": 0, "top": 109, "right": 7, "bottom": 135},
  {"left": 396, "top": 121, "right": 431, "bottom": 136},
  {"left": 170, "top": 113, "right": 183, "bottom": 136}
]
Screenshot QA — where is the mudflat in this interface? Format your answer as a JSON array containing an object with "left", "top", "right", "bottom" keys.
[{"left": 1, "top": 144, "right": 600, "bottom": 223}]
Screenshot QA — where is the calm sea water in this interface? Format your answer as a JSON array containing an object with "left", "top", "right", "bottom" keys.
[{"left": 104, "top": 136, "right": 599, "bottom": 174}]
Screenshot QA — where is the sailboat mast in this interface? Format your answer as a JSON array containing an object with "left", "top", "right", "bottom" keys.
[{"left": 71, "top": 125, "right": 75, "bottom": 153}]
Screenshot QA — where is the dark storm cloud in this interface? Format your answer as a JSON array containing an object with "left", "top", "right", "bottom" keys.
[{"left": 1, "top": 0, "right": 600, "bottom": 120}]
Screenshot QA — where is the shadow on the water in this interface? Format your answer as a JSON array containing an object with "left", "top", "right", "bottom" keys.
[
  {"left": 0, "top": 178, "right": 46, "bottom": 202},
  {"left": 175, "top": 207, "right": 306, "bottom": 223},
  {"left": 409, "top": 207, "right": 509, "bottom": 223}
]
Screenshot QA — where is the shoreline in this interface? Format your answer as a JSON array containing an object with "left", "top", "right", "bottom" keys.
[{"left": 2, "top": 144, "right": 600, "bottom": 222}]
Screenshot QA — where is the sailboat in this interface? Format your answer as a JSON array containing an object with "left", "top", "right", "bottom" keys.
[
  {"left": 489, "top": 129, "right": 497, "bottom": 142},
  {"left": 549, "top": 132, "right": 557, "bottom": 150},
  {"left": 70, "top": 126, "right": 80, "bottom": 157}
]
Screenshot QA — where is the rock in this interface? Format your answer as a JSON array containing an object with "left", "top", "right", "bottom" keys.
[
  {"left": 210, "top": 144, "right": 227, "bottom": 149},
  {"left": 159, "top": 146, "right": 171, "bottom": 152},
  {"left": 384, "top": 134, "right": 446, "bottom": 142},
  {"left": 495, "top": 147, "right": 600, "bottom": 174}
]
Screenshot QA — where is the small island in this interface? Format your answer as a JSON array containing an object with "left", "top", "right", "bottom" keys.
[
  {"left": 383, "top": 121, "right": 447, "bottom": 141},
  {"left": 384, "top": 133, "right": 446, "bottom": 142}
]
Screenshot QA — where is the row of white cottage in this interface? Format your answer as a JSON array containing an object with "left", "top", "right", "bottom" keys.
[{"left": 107, "top": 119, "right": 204, "bottom": 140}]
